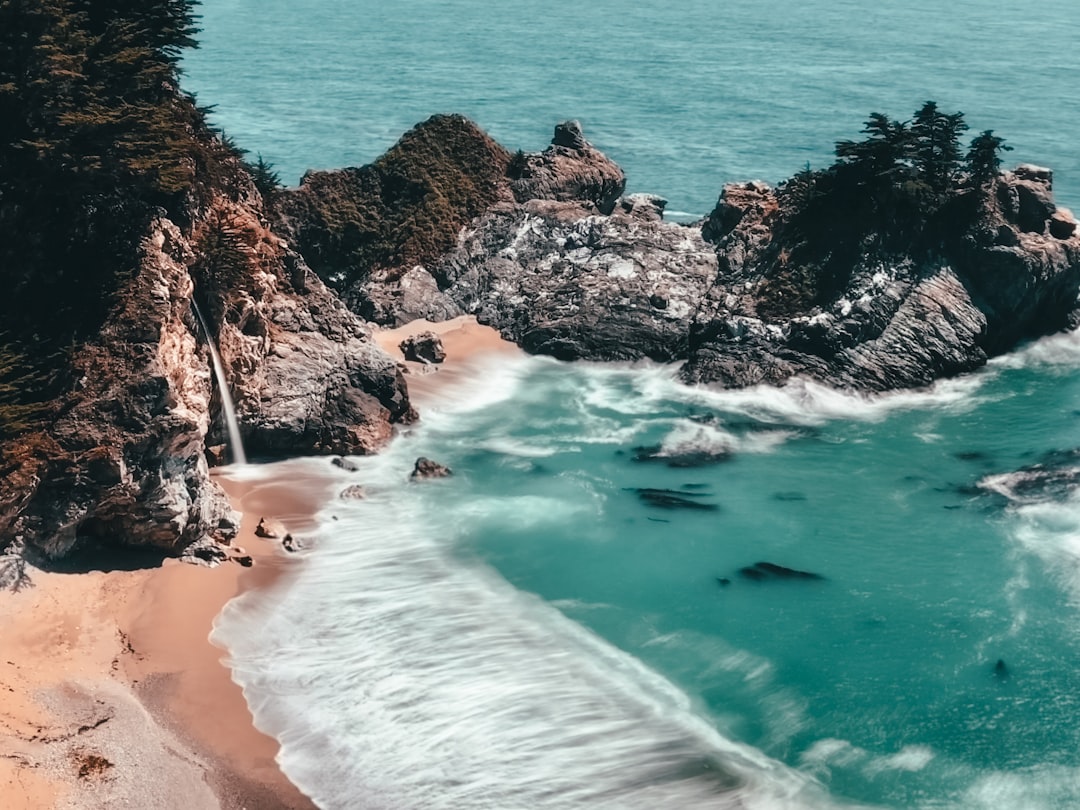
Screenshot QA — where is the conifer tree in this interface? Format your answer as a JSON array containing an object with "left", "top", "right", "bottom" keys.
[
  {"left": 911, "top": 101, "right": 967, "bottom": 192},
  {"left": 966, "top": 130, "right": 1012, "bottom": 187}
]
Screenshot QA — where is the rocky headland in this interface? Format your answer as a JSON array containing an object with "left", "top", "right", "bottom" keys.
[
  {"left": 3, "top": 79, "right": 1079, "bottom": 567},
  {"left": 276, "top": 115, "right": 1080, "bottom": 395}
]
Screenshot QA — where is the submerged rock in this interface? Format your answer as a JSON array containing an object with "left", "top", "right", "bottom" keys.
[
  {"left": 631, "top": 488, "right": 719, "bottom": 511},
  {"left": 737, "top": 561, "right": 825, "bottom": 582}
]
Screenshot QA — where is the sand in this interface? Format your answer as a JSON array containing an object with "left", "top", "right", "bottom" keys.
[
  {"left": 0, "top": 315, "right": 515, "bottom": 809},
  {"left": 375, "top": 314, "right": 521, "bottom": 405}
]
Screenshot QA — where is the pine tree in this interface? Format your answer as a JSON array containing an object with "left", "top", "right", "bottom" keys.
[
  {"left": 966, "top": 130, "right": 1012, "bottom": 187},
  {"left": 911, "top": 101, "right": 967, "bottom": 193}
]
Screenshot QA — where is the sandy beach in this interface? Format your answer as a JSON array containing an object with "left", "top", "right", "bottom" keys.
[{"left": 0, "top": 316, "right": 513, "bottom": 809}]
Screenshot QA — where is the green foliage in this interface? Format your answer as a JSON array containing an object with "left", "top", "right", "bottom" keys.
[
  {"left": 761, "top": 103, "right": 1004, "bottom": 318},
  {"left": 276, "top": 114, "right": 512, "bottom": 289},
  {"left": 507, "top": 149, "right": 529, "bottom": 180},
  {"left": 0, "top": 0, "right": 220, "bottom": 438},
  {"left": 967, "top": 130, "right": 1012, "bottom": 188},
  {"left": 247, "top": 153, "right": 282, "bottom": 199},
  {"left": 192, "top": 210, "right": 253, "bottom": 320},
  {"left": 911, "top": 101, "right": 967, "bottom": 193}
]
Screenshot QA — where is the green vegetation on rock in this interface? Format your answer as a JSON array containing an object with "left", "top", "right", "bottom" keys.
[
  {"left": 0, "top": 0, "right": 240, "bottom": 439},
  {"left": 275, "top": 114, "right": 511, "bottom": 291}
]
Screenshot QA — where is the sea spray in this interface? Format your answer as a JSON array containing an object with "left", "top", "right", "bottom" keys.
[{"left": 192, "top": 301, "right": 247, "bottom": 465}]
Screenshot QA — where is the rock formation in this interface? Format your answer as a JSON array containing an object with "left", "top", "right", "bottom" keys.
[
  {"left": 399, "top": 332, "right": 447, "bottom": 364},
  {"left": 685, "top": 169, "right": 1080, "bottom": 390},
  {"left": 294, "top": 117, "right": 1078, "bottom": 390},
  {"left": 0, "top": 166, "right": 413, "bottom": 563}
]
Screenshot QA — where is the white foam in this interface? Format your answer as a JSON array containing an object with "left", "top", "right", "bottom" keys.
[
  {"left": 990, "top": 328, "right": 1080, "bottom": 371},
  {"left": 863, "top": 745, "right": 935, "bottom": 776},
  {"left": 213, "top": 470, "right": 847, "bottom": 810}
]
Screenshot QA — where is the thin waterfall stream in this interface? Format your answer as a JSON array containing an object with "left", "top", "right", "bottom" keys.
[{"left": 192, "top": 300, "right": 247, "bottom": 465}]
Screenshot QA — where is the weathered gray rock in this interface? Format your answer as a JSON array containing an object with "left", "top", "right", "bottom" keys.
[
  {"left": 399, "top": 331, "right": 447, "bottom": 364},
  {"left": 684, "top": 170, "right": 1080, "bottom": 391},
  {"left": 428, "top": 203, "right": 717, "bottom": 362},
  {"left": 196, "top": 195, "right": 415, "bottom": 459},
  {"left": 509, "top": 121, "right": 627, "bottom": 215}
]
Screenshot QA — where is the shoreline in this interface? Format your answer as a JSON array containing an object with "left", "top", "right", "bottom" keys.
[{"left": 0, "top": 315, "right": 514, "bottom": 809}]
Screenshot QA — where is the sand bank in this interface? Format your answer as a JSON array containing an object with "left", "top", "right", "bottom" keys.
[
  {"left": 0, "top": 315, "right": 515, "bottom": 808},
  {"left": 0, "top": 469, "right": 325, "bottom": 810}
]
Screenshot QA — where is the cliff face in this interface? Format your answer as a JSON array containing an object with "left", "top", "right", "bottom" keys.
[
  {"left": 284, "top": 118, "right": 1080, "bottom": 393},
  {"left": 684, "top": 167, "right": 1080, "bottom": 390},
  {"left": 0, "top": 171, "right": 413, "bottom": 565}
]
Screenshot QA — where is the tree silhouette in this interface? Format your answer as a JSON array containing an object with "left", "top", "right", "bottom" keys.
[
  {"left": 911, "top": 101, "right": 967, "bottom": 193},
  {"left": 966, "top": 130, "right": 1012, "bottom": 188}
]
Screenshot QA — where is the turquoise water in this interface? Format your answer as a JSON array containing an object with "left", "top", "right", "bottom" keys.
[
  {"left": 185, "top": 0, "right": 1079, "bottom": 216},
  {"left": 215, "top": 339, "right": 1080, "bottom": 809},
  {"left": 191, "top": 2, "right": 1080, "bottom": 807}
]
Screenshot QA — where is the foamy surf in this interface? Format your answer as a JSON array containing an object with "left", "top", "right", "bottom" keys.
[
  {"left": 211, "top": 335, "right": 1080, "bottom": 810},
  {"left": 213, "top": 451, "right": 850, "bottom": 810}
]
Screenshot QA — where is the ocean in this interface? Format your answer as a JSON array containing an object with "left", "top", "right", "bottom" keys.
[{"left": 187, "top": 2, "right": 1080, "bottom": 807}]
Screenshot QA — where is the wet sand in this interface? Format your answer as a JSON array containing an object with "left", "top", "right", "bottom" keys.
[{"left": 0, "top": 316, "right": 515, "bottom": 808}]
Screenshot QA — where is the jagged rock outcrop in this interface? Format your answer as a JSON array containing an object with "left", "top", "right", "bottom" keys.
[
  {"left": 273, "top": 114, "right": 514, "bottom": 322},
  {"left": 684, "top": 169, "right": 1080, "bottom": 390},
  {"left": 193, "top": 192, "right": 414, "bottom": 457},
  {"left": 1, "top": 172, "right": 414, "bottom": 561},
  {"left": 277, "top": 118, "right": 628, "bottom": 327},
  {"left": 509, "top": 120, "right": 626, "bottom": 215},
  {"left": 428, "top": 199, "right": 716, "bottom": 362},
  {"left": 0, "top": 219, "right": 239, "bottom": 559}
]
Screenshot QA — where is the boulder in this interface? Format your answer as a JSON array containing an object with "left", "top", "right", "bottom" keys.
[
  {"left": 399, "top": 331, "right": 447, "bottom": 364},
  {"left": 410, "top": 457, "right": 452, "bottom": 480},
  {"left": 510, "top": 120, "right": 627, "bottom": 215},
  {"left": 1051, "top": 209, "right": 1077, "bottom": 240}
]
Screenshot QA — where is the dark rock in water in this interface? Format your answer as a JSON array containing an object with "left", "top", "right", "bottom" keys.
[
  {"left": 282, "top": 534, "right": 301, "bottom": 553},
  {"left": 232, "top": 554, "right": 254, "bottom": 568},
  {"left": 978, "top": 449, "right": 1080, "bottom": 505},
  {"left": 399, "top": 331, "right": 447, "bottom": 364},
  {"left": 993, "top": 659, "right": 1010, "bottom": 680},
  {"left": 632, "top": 444, "right": 733, "bottom": 468},
  {"left": 332, "top": 456, "right": 360, "bottom": 472},
  {"left": 339, "top": 485, "right": 367, "bottom": 500},
  {"left": 772, "top": 491, "right": 808, "bottom": 502},
  {"left": 954, "top": 451, "right": 991, "bottom": 462},
  {"left": 411, "top": 457, "right": 453, "bottom": 480},
  {"left": 631, "top": 488, "right": 718, "bottom": 511},
  {"left": 716, "top": 577, "right": 731, "bottom": 587},
  {"left": 737, "top": 561, "right": 825, "bottom": 582}
]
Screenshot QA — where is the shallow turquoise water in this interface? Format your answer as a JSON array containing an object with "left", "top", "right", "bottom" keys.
[
  {"left": 191, "top": 2, "right": 1080, "bottom": 807},
  {"left": 215, "top": 337, "right": 1080, "bottom": 810}
]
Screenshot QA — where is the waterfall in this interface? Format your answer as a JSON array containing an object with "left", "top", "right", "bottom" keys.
[{"left": 192, "top": 301, "right": 248, "bottom": 466}]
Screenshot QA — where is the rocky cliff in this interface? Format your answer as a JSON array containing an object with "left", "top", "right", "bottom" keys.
[
  {"left": 291, "top": 119, "right": 1079, "bottom": 389},
  {"left": 684, "top": 166, "right": 1080, "bottom": 390},
  {"left": 0, "top": 170, "right": 412, "bottom": 568}
]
